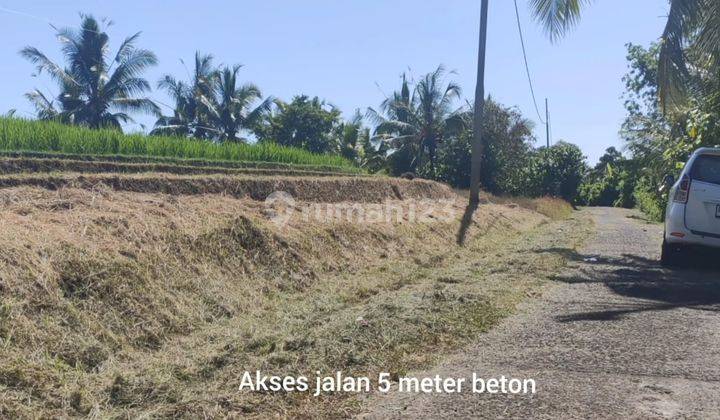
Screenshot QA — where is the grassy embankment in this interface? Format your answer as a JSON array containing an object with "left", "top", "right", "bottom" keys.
[
  {"left": 0, "top": 117, "right": 359, "bottom": 172},
  {"left": 0, "top": 186, "right": 590, "bottom": 418}
]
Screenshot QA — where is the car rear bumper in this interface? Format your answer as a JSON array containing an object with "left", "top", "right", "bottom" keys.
[{"left": 665, "top": 202, "right": 720, "bottom": 248}]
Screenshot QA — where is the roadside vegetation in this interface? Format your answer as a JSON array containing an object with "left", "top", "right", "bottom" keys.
[
  {"left": 0, "top": 186, "right": 584, "bottom": 418},
  {"left": 365, "top": 72, "right": 587, "bottom": 203},
  {"left": 578, "top": 37, "right": 720, "bottom": 221},
  {"left": 577, "top": 3, "right": 720, "bottom": 221}
]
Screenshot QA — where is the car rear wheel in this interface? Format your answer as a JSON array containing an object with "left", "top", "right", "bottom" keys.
[{"left": 661, "top": 239, "right": 684, "bottom": 267}]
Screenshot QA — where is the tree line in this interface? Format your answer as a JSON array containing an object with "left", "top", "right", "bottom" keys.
[
  {"left": 16, "top": 14, "right": 588, "bottom": 201},
  {"left": 12, "top": 2, "right": 720, "bottom": 211},
  {"left": 578, "top": 29, "right": 720, "bottom": 220}
]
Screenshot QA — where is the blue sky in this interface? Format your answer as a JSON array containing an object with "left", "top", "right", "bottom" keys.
[{"left": 1, "top": 0, "right": 669, "bottom": 163}]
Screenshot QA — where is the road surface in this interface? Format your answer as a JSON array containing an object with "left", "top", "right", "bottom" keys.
[{"left": 362, "top": 207, "right": 720, "bottom": 419}]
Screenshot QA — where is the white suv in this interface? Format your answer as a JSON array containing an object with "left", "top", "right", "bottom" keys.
[{"left": 663, "top": 147, "right": 720, "bottom": 266}]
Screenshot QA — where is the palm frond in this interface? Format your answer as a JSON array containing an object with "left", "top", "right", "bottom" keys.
[
  {"left": 24, "top": 89, "right": 59, "bottom": 120},
  {"left": 111, "top": 48, "right": 158, "bottom": 81},
  {"left": 113, "top": 32, "right": 141, "bottom": 63},
  {"left": 103, "top": 50, "right": 156, "bottom": 102},
  {"left": 658, "top": 0, "right": 699, "bottom": 111},
  {"left": 658, "top": 0, "right": 719, "bottom": 111},
  {"left": 375, "top": 120, "right": 418, "bottom": 135},
  {"left": 244, "top": 96, "right": 274, "bottom": 127},
  {"left": 158, "top": 75, "right": 190, "bottom": 101},
  {"left": 233, "top": 83, "right": 262, "bottom": 103},
  {"left": 112, "top": 97, "right": 161, "bottom": 117},
  {"left": 693, "top": 0, "right": 720, "bottom": 68},
  {"left": 100, "top": 112, "right": 132, "bottom": 129},
  {"left": 365, "top": 107, "right": 387, "bottom": 127},
  {"left": 529, "top": 0, "right": 590, "bottom": 42},
  {"left": 19, "top": 46, "right": 78, "bottom": 87}
]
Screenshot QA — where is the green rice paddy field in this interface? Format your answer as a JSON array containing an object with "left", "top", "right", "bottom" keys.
[{"left": 0, "top": 117, "right": 359, "bottom": 172}]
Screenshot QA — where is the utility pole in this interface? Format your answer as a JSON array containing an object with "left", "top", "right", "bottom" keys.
[
  {"left": 545, "top": 98, "right": 550, "bottom": 148},
  {"left": 469, "top": 0, "right": 489, "bottom": 206}
]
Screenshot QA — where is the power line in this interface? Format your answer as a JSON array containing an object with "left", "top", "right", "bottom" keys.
[
  {"left": 512, "top": 0, "right": 546, "bottom": 125},
  {"left": 0, "top": 5, "right": 104, "bottom": 33},
  {"left": 0, "top": 5, "right": 55, "bottom": 26}
]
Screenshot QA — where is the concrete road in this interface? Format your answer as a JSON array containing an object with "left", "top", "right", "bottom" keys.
[{"left": 362, "top": 207, "right": 720, "bottom": 419}]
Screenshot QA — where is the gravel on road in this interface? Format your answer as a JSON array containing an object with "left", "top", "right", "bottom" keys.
[{"left": 362, "top": 207, "right": 720, "bottom": 419}]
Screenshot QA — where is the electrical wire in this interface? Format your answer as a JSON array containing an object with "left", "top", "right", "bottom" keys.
[
  {"left": 513, "top": 0, "right": 546, "bottom": 125},
  {"left": 0, "top": 4, "right": 104, "bottom": 33}
]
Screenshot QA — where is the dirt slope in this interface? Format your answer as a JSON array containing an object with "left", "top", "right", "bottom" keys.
[
  {"left": 0, "top": 173, "right": 453, "bottom": 203},
  {"left": 0, "top": 173, "right": 584, "bottom": 417}
]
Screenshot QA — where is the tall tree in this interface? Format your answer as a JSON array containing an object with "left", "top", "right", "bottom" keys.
[
  {"left": 337, "top": 110, "right": 366, "bottom": 161},
  {"left": 153, "top": 52, "right": 219, "bottom": 138},
  {"left": 620, "top": 40, "right": 720, "bottom": 220},
  {"left": 206, "top": 65, "right": 274, "bottom": 142},
  {"left": 255, "top": 95, "right": 342, "bottom": 154},
  {"left": 435, "top": 98, "right": 535, "bottom": 192},
  {"left": 659, "top": 0, "right": 720, "bottom": 109},
  {"left": 20, "top": 15, "right": 159, "bottom": 129},
  {"left": 368, "top": 66, "right": 465, "bottom": 175},
  {"left": 154, "top": 55, "right": 273, "bottom": 142}
]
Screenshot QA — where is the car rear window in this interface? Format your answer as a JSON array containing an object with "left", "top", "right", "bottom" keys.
[{"left": 690, "top": 154, "right": 720, "bottom": 185}]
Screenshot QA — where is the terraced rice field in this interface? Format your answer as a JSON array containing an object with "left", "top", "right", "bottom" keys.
[
  {"left": 0, "top": 117, "right": 358, "bottom": 170},
  {"left": 0, "top": 152, "right": 454, "bottom": 204},
  {"left": 0, "top": 125, "right": 584, "bottom": 418}
]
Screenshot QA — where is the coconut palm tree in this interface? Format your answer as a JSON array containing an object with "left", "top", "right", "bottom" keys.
[
  {"left": 337, "top": 110, "right": 367, "bottom": 161},
  {"left": 367, "top": 74, "right": 415, "bottom": 170},
  {"left": 658, "top": 0, "right": 720, "bottom": 109},
  {"left": 206, "top": 64, "right": 274, "bottom": 142},
  {"left": 368, "top": 66, "right": 466, "bottom": 174},
  {"left": 20, "top": 15, "right": 159, "bottom": 130},
  {"left": 24, "top": 89, "right": 61, "bottom": 121},
  {"left": 153, "top": 52, "right": 219, "bottom": 139},
  {"left": 151, "top": 76, "right": 193, "bottom": 137},
  {"left": 154, "top": 55, "right": 272, "bottom": 142}
]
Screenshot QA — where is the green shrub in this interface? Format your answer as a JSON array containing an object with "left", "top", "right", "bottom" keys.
[
  {"left": 579, "top": 167, "right": 636, "bottom": 208},
  {"left": 525, "top": 142, "right": 587, "bottom": 203},
  {"left": 633, "top": 176, "right": 665, "bottom": 222},
  {"left": 613, "top": 169, "right": 637, "bottom": 208},
  {"left": 432, "top": 131, "right": 472, "bottom": 188}
]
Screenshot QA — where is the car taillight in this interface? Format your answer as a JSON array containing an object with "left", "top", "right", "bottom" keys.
[{"left": 674, "top": 175, "right": 691, "bottom": 203}]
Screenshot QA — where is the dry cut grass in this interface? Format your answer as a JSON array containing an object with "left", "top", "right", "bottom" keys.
[
  {"left": 0, "top": 186, "right": 589, "bottom": 418},
  {"left": 0, "top": 173, "right": 453, "bottom": 204},
  {"left": 490, "top": 195, "right": 574, "bottom": 220}
]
